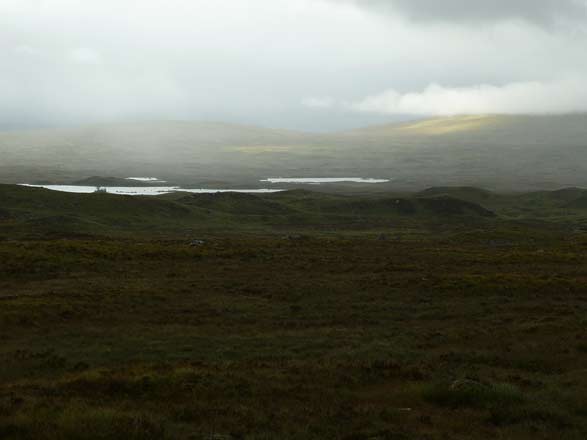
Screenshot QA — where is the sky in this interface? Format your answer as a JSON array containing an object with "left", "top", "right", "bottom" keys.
[{"left": 1, "top": 0, "right": 587, "bottom": 131}]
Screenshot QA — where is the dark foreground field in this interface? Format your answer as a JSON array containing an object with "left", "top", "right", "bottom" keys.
[{"left": 1, "top": 184, "right": 586, "bottom": 439}]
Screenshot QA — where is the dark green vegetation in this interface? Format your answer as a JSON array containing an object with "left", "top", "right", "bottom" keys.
[
  {"left": 1, "top": 184, "right": 586, "bottom": 439},
  {"left": 4, "top": 184, "right": 587, "bottom": 239},
  {"left": 2, "top": 114, "right": 587, "bottom": 191},
  {"left": 0, "top": 184, "right": 501, "bottom": 239}
]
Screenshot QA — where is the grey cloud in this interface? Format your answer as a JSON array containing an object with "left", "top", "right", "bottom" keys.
[
  {"left": 1, "top": 0, "right": 587, "bottom": 131},
  {"left": 345, "top": 0, "right": 587, "bottom": 25}
]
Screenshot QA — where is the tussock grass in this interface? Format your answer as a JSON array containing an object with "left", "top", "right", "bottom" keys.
[
  {"left": 0, "top": 405, "right": 166, "bottom": 440},
  {"left": 422, "top": 381, "right": 525, "bottom": 409}
]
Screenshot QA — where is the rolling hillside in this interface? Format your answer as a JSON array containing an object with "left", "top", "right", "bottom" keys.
[
  {"left": 0, "top": 184, "right": 500, "bottom": 237},
  {"left": 5, "top": 183, "right": 587, "bottom": 240},
  {"left": 326, "top": 114, "right": 587, "bottom": 190},
  {"left": 1, "top": 114, "right": 587, "bottom": 190}
]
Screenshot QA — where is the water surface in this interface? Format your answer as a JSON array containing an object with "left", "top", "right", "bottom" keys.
[
  {"left": 261, "top": 177, "right": 390, "bottom": 184},
  {"left": 125, "top": 177, "right": 167, "bottom": 182},
  {"left": 19, "top": 185, "right": 283, "bottom": 196}
]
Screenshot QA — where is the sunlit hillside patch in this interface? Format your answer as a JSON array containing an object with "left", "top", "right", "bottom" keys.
[
  {"left": 230, "top": 146, "right": 295, "bottom": 154},
  {"left": 397, "top": 115, "right": 504, "bottom": 135}
]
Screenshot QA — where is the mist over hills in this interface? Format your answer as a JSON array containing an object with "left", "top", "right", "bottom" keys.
[{"left": 1, "top": 114, "right": 587, "bottom": 191}]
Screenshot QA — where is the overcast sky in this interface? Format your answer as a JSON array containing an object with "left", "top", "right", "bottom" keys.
[{"left": 1, "top": 0, "right": 587, "bottom": 131}]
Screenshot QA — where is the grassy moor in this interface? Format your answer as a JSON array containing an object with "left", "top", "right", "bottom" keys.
[{"left": 0, "top": 184, "right": 586, "bottom": 439}]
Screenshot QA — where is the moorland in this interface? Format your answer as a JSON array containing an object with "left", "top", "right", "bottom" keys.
[{"left": 0, "top": 183, "right": 586, "bottom": 439}]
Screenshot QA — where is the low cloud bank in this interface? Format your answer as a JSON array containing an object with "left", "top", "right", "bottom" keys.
[{"left": 305, "top": 77, "right": 587, "bottom": 116}]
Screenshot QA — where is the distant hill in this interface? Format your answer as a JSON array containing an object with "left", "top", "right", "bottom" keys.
[
  {"left": 2, "top": 114, "right": 587, "bottom": 190},
  {"left": 327, "top": 114, "right": 587, "bottom": 190}
]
